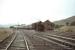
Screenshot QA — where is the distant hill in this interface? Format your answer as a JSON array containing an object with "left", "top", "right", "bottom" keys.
[
  {"left": 0, "top": 24, "right": 16, "bottom": 28},
  {"left": 54, "top": 16, "right": 75, "bottom": 25},
  {"left": 0, "top": 25, "right": 4, "bottom": 27},
  {"left": 0, "top": 25, "right": 9, "bottom": 28}
]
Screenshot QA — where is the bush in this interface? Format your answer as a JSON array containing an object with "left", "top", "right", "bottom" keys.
[
  {"left": 70, "top": 21, "right": 75, "bottom": 26},
  {"left": 66, "top": 22, "right": 69, "bottom": 26},
  {"left": 55, "top": 25, "right": 64, "bottom": 28}
]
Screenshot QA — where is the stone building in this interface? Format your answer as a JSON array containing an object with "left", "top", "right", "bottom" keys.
[
  {"left": 32, "top": 21, "right": 44, "bottom": 31},
  {"left": 43, "top": 20, "right": 55, "bottom": 31},
  {"left": 32, "top": 20, "right": 55, "bottom": 31}
]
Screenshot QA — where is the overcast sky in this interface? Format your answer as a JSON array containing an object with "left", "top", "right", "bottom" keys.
[{"left": 0, "top": 0, "right": 75, "bottom": 25}]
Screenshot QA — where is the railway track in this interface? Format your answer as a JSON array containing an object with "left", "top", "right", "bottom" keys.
[
  {"left": 21, "top": 30, "right": 75, "bottom": 50},
  {"left": 0, "top": 31, "right": 30, "bottom": 50},
  {"left": 34, "top": 34, "right": 75, "bottom": 50},
  {"left": 5, "top": 33, "right": 17, "bottom": 50},
  {"left": 0, "top": 32, "right": 17, "bottom": 50},
  {"left": 22, "top": 33, "right": 30, "bottom": 50},
  {"left": 7, "top": 31, "right": 30, "bottom": 50},
  {"left": 47, "top": 34, "right": 75, "bottom": 42},
  {"left": 1, "top": 30, "right": 74, "bottom": 50}
]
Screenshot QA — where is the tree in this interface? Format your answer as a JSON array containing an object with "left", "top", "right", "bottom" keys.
[
  {"left": 55, "top": 25, "right": 64, "bottom": 28},
  {"left": 10, "top": 26, "right": 14, "bottom": 28},
  {"left": 66, "top": 22, "right": 69, "bottom": 26}
]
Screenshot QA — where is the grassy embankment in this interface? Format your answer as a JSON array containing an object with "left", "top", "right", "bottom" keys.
[
  {"left": 59, "top": 26, "right": 75, "bottom": 32},
  {"left": 0, "top": 28, "right": 13, "bottom": 42},
  {"left": 53, "top": 26, "right": 75, "bottom": 38}
]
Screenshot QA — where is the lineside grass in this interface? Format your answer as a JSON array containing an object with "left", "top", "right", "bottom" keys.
[
  {"left": 59, "top": 26, "right": 75, "bottom": 32},
  {"left": 0, "top": 28, "right": 13, "bottom": 42}
]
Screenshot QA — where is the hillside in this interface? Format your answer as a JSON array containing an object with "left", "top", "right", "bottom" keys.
[{"left": 54, "top": 16, "right": 75, "bottom": 25}]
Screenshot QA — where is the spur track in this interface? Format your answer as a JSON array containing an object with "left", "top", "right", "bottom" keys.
[
  {"left": 34, "top": 32, "right": 75, "bottom": 50},
  {"left": 23, "top": 30, "right": 75, "bottom": 50}
]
